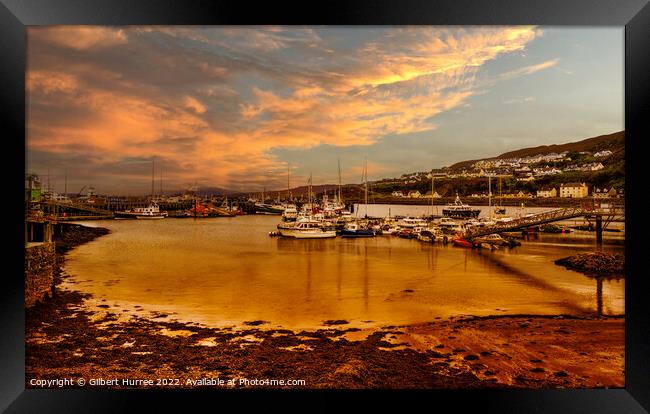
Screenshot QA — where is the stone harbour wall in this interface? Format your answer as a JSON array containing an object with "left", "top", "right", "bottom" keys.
[{"left": 25, "top": 242, "right": 56, "bottom": 308}]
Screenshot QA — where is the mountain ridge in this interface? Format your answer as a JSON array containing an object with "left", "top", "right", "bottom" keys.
[{"left": 447, "top": 131, "right": 624, "bottom": 171}]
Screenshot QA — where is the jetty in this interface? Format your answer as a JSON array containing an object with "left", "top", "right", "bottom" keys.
[
  {"left": 35, "top": 200, "right": 115, "bottom": 221},
  {"left": 464, "top": 202, "right": 624, "bottom": 245}
]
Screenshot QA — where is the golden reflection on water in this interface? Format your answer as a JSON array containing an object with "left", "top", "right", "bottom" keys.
[{"left": 64, "top": 216, "right": 625, "bottom": 330}]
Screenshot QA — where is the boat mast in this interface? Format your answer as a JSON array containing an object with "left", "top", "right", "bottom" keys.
[
  {"left": 488, "top": 175, "right": 492, "bottom": 218},
  {"left": 431, "top": 175, "right": 434, "bottom": 217},
  {"left": 151, "top": 158, "right": 155, "bottom": 199},
  {"left": 499, "top": 176, "right": 502, "bottom": 208},
  {"left": 309, "top": 172, "right": 313, "bottom": 214},
  {"left": 287, "top": 162, "right": 290, "bottom": 202},
  {"left": 338, "top": 158, "right": 342, "bottom": 204},
  {"left": 364, "top": 157, "right": 368, "bottom": 218}
]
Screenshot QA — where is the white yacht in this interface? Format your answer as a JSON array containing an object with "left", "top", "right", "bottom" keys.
[
  {"left": 437, "top": 217, "right": 464, "bottom": 234},
  {"left": 281, "top": 205, "right": 298, "bottom": 221},
  {"left": 278, "top": 218, "right": 336, "bottom": 239},
  {"left": 397, "top": 217, "right": 428, "bottom": 228}
]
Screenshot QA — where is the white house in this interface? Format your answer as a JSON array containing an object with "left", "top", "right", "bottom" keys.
[
  {"left": 560, "top": 182, "right": 589, "bottom": 198},
  {"left": 536, "top": 187, "right": 557, "bottom": 198},
  {"left": 427, "top": 191, "right": 442, "bottom": 198}
]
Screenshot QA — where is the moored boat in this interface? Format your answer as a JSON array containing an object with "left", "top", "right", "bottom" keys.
[
  {"left": 116, "top": 202, "right": 167, "bottom": 219},
  {"left": 281, "top": 205, "right": 298, "bottom": 221},
  {"left": 255, "top": 203, "right": 285, "bottom": 215},
  {"left": 443, "top": 194, "right": 481, "bottom": 219},
  {"left": 397, "top": 217, "right": 428, "bottom": 228},
  {"left": 278, "top": 217, "right": 337, "bottom": 238},
  {"left": 340, "top": 222, "right": 375, "bottom": 238},
  {"left": 451, "top": 237, "right": 473, "bottom": 248}
]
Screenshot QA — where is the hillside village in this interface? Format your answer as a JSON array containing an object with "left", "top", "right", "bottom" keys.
[{"left": 366, "top": 131, "right": 624, "bottom": 201}]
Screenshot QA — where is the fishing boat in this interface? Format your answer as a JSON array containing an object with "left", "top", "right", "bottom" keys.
[
  {"left": 443, "top": 194, "right": 481, "bottom": 219},
  {"left": 115, "top": 202, "right": 167, "bottom": 219},
  {"left": 340, "top": 221, "right": 376, "bottom": 238},
  {"left": 116, "top": 158, "right": 167, "bottom": 219}
]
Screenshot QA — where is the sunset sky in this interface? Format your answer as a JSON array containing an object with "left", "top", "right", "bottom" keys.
[{"left": 26, "top": 26, "right": 623, "bottom": 195}]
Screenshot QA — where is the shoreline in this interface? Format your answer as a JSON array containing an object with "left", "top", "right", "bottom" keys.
[{"left": 26, "top": 223, "right": 624, "bottom": 389}]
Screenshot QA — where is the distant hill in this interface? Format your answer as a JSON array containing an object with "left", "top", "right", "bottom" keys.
[
  {"left": 194, "top": 187, "right": 240, "bottom": 196},
  {"left": 449, "top": 131, "right": 624, "bottom": 170}
]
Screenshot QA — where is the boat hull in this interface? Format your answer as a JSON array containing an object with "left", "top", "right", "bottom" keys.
[
  {"left": 255, "top": 204, "right": 285, "bottom": 215},
  {"left": 442, "top": 209, "right": 481, "bottom": 219},
  {"left": 452, "top": 238, "right": 474, "bottom": 248},
  {"left": 340, "top": 229, "right": 375, "bottom": 238},
  {"left": 114, "top": 211, "right": 139, "bottom": 219},
  {"left": 293, "top": 231, "right": 337, "bottom": 239}
]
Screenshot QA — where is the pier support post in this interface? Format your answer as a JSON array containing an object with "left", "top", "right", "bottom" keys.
[
  {"left": 595, "top": 215, "right": 603, "bottom": 247},
  {"left": 44, "top": 222, "right": 53, "bottom": 243}
]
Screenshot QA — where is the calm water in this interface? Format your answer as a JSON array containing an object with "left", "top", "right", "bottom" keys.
[{"left": 65, "top": 213, "right": 625, "bottom": 330}]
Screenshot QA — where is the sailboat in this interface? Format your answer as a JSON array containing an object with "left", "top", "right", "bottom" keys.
[
  {"left": 340, "top": 158, "right": 375, "bottom": 237},
  {"left": 281, "top": 162, "right": 298, "bottom": 221}
]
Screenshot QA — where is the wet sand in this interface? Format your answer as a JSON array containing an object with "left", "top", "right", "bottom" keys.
[{"left": 25, "top": 224, "right": 624, "bottom": 389}]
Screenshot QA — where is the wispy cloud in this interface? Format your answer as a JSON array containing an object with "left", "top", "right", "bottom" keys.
[
  {"left": 504, "top": 96, "right": 536, "bottom": 104},
  {"left": 27, "top": 26, "right": 544, "bottom": 191},
  {"left": 499, "top": 59, "right": 559, "bottom": 80}
]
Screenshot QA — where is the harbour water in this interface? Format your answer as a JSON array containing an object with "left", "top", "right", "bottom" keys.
[{"left": 65, "top": 212, "right": 624, "bottom": 331}]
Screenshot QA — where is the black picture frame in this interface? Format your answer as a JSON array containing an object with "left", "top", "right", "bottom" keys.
[{"left": 3, "top": 0, "right": 649, "bottom": 412}]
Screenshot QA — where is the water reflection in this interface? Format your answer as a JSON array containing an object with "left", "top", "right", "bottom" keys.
[
  {"left": 597, "top": 277, "right": 603, "bottom": 316},
  {"left": 64, "top": 216, "right": 625, "bottom": 329}
]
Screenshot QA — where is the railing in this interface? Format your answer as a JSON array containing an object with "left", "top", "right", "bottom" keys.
[
  {"left": 45, "top": 200, "right": 114, "bottom": 215},
  {"left": 464, "top": 206, "right": 588, "bottom": 239}
]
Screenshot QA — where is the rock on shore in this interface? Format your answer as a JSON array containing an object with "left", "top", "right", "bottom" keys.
[
  {"left": 555, "top": 252, "right": 624, "bottom": 277},
  {"left": 55, "top": 224, "right": 110, "bottom": 255}
]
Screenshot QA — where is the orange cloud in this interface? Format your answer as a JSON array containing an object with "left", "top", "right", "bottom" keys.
[
  {"left": 30, "top": 26, "right": 128, "bottom": 50},
  {"left": 27, "top": 26, "right": 543, "bottom": 190},
  {"left": 184, "top": 96, "right": 208, "bottom": 114},
  {"left": 27, "top": 71, "right": 78, "bottom": 95}
]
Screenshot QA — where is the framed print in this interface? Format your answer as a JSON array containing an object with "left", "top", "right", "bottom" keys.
[{"left": 3, "top": 0, "right": 649, "bottom": 412}]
